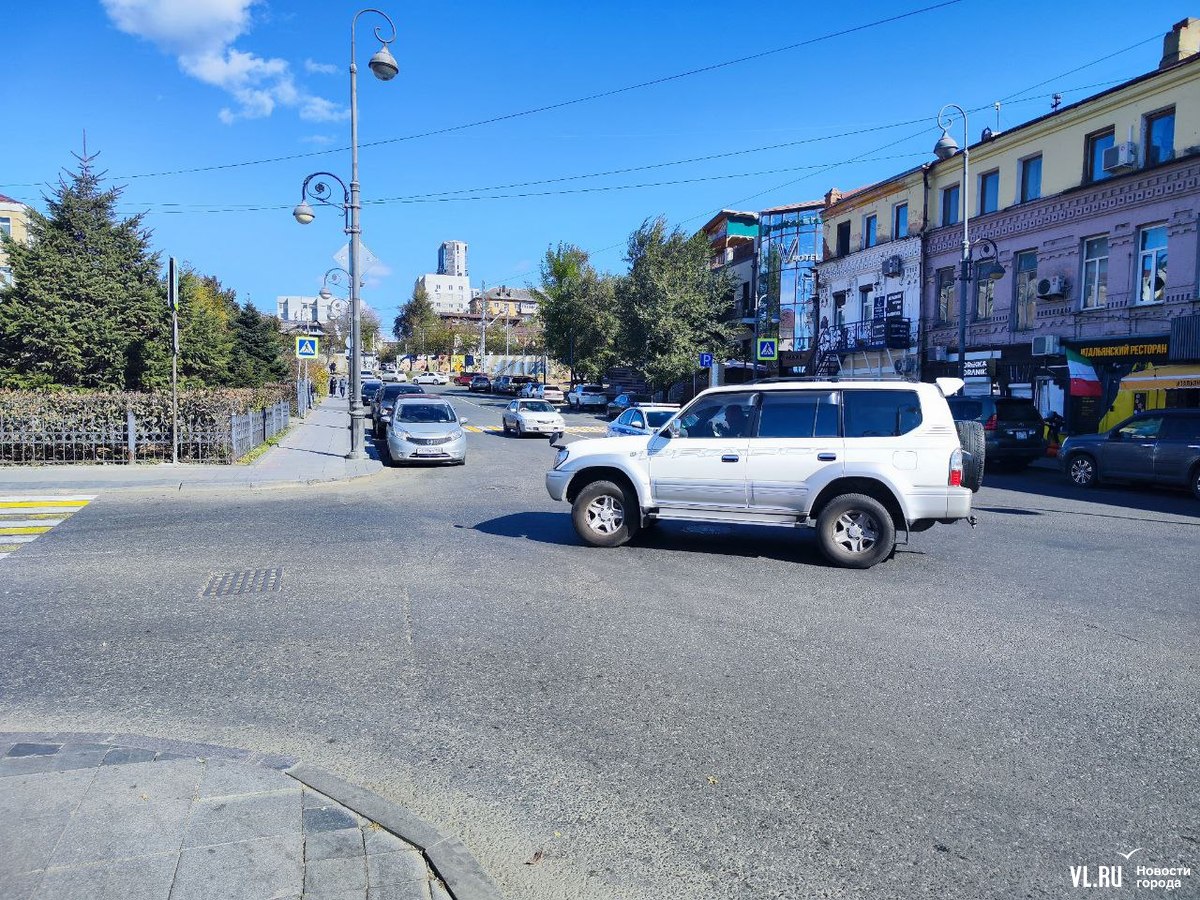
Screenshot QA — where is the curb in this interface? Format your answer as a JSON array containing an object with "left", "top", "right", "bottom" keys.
[
  {"left": 287, "top": 763, "right": 503, "bottom": 900},
  {"left": 0, "top": 465, "right": 393, "bottom": 496}
]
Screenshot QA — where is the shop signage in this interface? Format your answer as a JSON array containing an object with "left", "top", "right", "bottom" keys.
[
  {"left": 886, "top": 293, "right": 904, "bottom": 317},
  {"left": 1071, "top": 338, "right": 1170, "bottom": 363},
  {"left": 963, "top": 358, "right": 993, "bottom": 378}
]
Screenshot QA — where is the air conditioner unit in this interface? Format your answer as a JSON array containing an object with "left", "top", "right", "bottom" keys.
[
  {"left": 1036, "top": 275, "right": 1068, "bottom": 299},
  {"left": 881, "top": 255, "right": 904, "bottom": 278},
  {"left": 1032, "top": 335, "right": 1062, "bottom": 356},
  {"left": 1102, "top": 141, "right": 1138, "bottom": 174},
  {"left": 927, "top": 346, "right": 949, "bottom": 362}
]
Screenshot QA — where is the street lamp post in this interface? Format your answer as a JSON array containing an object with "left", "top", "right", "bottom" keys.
[{"left": 292, "top": 8, "right": 397, "bottom": 460}]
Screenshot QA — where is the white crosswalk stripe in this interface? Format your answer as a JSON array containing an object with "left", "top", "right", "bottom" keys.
[{"left": 0, "top": 495, "right": 95, "bottom": 560}]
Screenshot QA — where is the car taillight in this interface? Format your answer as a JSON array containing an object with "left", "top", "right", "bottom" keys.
[
  {"left": 983, "top": 414, "right": 997, "bottom": 431},
  {"left": 949, "top": 448, "right": 963, "bottom": 487}
]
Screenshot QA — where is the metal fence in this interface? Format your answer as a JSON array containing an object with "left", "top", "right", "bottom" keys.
[{"left": 1, "top": 400, "right": 292, "bottom": 466}]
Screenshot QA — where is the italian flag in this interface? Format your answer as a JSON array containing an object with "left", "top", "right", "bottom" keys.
[{"left": 1066, "top": 347, "right": 1102, "bottom": 397}]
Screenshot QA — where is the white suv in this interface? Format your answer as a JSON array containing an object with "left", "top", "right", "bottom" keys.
[{"left": 545, "top": 379, "right": 976, "bottom": 569}]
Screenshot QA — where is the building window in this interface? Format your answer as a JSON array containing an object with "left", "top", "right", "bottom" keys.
[
  {"left": 1081, "top": 236, "right": 1108, "bottom": 310},
  {"left": 0, "top": 266, "right": 11, "bottom": 287},
  {"left": 1144, "top": 108, "right": 1175, "bottom": 166},
  {"left": 936, "top": 267, "right": 955, "bottom": 323},
  {"left": 892, "top": 202, "right": 908, "bottom": 239},
  {"left": 941, "top": 185, "right": 960, "bottom": 226},
  {"left": 1085, "top": 128, "right": 1115, "bottom": 183},
  {"left": 835, "top": 221, "right": 851, "bottom": 257},
  {"left": 1019, "top": 155, "right": 1042, "bottom": 202},
  {"left": 978, "top": 171, "right": 999, "bottom": 215},
  {"left": 974, "top": 277, "right": 994, "bottom": 320},
  {"left": 1014, "top": 250, "right": 1038, "bottom": 330},
  {"left": 859, "top": 286, "right": 873, "bottom": 322},
  {"left": 0, "top": 217, "right": 10, "bottom": 237},
  {"left": 833, "top": 291, "right": 846, "bottom": 327},
  {"left": 863, "top": 215, "right": 878, "bottom": 249},
  {"left": 1138, "top": 224, "right": 1168, "bottom": 304}
]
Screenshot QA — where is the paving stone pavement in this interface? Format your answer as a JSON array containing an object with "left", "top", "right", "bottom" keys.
[{"left": 0, "top": 734, "right": 453, "bottom": 900}]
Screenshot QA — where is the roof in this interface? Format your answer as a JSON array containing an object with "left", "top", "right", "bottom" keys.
[
  {"left": 699, "top": 209, "right": 760, "bottom": 233},
  {"left": 760, "top": 200, "right": 823, "bottom": 214},
  {"left": 0, "top": 193, "right": 20, "bottom": 204}
]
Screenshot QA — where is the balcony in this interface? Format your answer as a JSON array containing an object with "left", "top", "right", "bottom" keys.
[{"left": 821, "top": 318, "right": 913, "bottom": 353}]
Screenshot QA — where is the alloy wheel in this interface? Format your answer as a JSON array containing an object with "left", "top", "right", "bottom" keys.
[
  {"left": 585, "top": 495, "right": 624, "bottom": 535},
  {"left": 832, "top": 510, "right": 879, "bottom": 555},
  {"left": 1069, "top": 456, "right": 1095, "bottom": 486}
]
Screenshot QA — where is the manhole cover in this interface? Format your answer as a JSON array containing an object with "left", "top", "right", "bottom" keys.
[{"left": 202, "top": 568, "right": 283, "bottom": 597}]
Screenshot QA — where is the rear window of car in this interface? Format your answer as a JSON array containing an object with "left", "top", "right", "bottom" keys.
[
  {"left": 946, "top": 399, "right": 984, "bottom": 421},
  {"left": 843, "top": 390, "right": 922, "bottom": 437},
  {"left": 581, "top": 385, "right": 603, "bottom": 393},
  {"left": 994, "top": 400, "right": 1043, "bottom": 425}
]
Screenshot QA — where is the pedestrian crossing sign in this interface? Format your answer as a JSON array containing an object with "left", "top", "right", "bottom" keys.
[
  {"left": 756, "top": 338, "right": 778, "bottom": 361},
  {"left": 295, "top": 337, "right": 319, "bottom": 359}
]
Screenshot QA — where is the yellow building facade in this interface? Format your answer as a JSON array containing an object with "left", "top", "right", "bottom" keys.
[{"left": 0, "top": 193, "right": 31, "bottom": 287}]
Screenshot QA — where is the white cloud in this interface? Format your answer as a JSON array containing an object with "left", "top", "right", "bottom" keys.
[
  {"left": 300, "top": 134, "right": 337, "bottom": 146},
  {"left": 101, "top": 0, "right": 347, "bottom": 124},
  {"left": 304, "top": 58, "right": 338, "bottom": 75}
]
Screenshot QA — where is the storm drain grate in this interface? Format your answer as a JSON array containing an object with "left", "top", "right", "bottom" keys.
[{"left": 202, "top": 568, "right": 283, "bottom": 597}]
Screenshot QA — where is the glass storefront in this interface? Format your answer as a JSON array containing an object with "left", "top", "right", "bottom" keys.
[{"left": 756, "top": 207, "right": 822, "bottom": 353}]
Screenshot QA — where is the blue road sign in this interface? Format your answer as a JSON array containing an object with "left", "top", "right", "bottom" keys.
[
  {"left": 756, "top": 338, "right": 778, "bottom": 361},
  {"left": 295, "top": 337, "right": 320, "bottom": 359},
  {"left": 699, "top": 352, "right": 714, "bottom": 368}
]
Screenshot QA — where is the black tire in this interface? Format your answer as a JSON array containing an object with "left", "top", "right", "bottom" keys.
[
  {"left": 1067, "top": 452, "right": 1099, "bottom": 488},
  {"left": 1191, "top": 464, "right": 1200, "bottom": 500},
  {"left": 571, "top": 479, "right": 638, "bottom": 548},
  {"left": 954, "top": 420, "right": 986, "bottom": 492},
  {"left": 815, "top": 493, "right": 896, "bottom": 569},
  {"left": 502, "top": 418, "right": 511, "bottom": 435},
  {"left": 516, "top": 421, "right": 525, "bottom": 438}
]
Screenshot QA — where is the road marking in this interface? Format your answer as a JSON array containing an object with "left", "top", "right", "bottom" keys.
[{"left": 0, "top": 495, "right": 94, "bottom": 560}]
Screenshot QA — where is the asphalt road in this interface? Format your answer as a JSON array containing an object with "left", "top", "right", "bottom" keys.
[{"left": 2, "top": 385, "right": 1197, "bottom": 899}]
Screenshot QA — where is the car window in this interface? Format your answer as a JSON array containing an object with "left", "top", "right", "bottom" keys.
[
  {"left": 677, "top": 393, "right": 755, "bottom": 439},
  {"left": 584, "top": 385, "right": 602, "bottom": 393},
  {"left": 630, "top": 412, "right": 645, "bottom": 429},
  {"left": 994, "top": 400, "right": 1043, "bottom": 425},
  {"left": 507, "top": 401, "right": 516, "bottom": 411},
  {"left": 646, "top": 411, "right": 674, "bottom": 429},
  {"left": 1118, "top": 416, "right": 1164, "bottom": 439},
  {"left": 843, "top": 390, "right": 922, "bottom": 437},
  {"left": 522, "top": 401, "right": 556, "bottom": 413},
  {"left": 382, "top": 385, "right": 409, "bottom": 399},
  {"left": 755, "top": 391, "right": 840, "bottom": 439},
  {"left": 395, "top": 403, "right": 455, "bottom": 423},
  {"left": 947, "top": 399, "right": 985, "bottom": 421},
  {"left": 616, "top": 410, "right": 632, "bottom": 425},
  {"left": 1161, "top": 416, "right": 1200, "bottom": 440}
]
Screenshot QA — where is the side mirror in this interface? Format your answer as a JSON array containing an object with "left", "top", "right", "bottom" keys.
[
  {"left": 662, "top": 421, "right": 680, "bottom": 439},
  {"left": 460, "top": 418, "right": 469, "bottom": 425},
  {"left": 548, "top": 431, "right": 563, "bottom": 444}
]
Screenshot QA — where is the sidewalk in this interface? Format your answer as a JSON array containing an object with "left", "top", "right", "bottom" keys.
[
  {"left": 0, "top": 398, "right": 384, "bottom": 494},
  {"left": 0, "top": 732, "right": 499, "bottom": 900}
]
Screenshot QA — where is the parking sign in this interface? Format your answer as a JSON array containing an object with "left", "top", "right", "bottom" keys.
[{"left": 699, "top": 352, "right": 714, "bottom": 368}]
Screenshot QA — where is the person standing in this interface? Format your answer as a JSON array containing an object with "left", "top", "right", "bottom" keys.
[{"left": 339, "top": 377, "right": 346, "bottom": 399}]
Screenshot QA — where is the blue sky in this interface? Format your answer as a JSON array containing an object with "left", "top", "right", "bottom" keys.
[{"left": 1, "top": 1, "right": 1188, "bottom": 325}]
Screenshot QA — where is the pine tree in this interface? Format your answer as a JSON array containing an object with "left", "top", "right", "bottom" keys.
[
  {"left": 229, "top": 302, "right": 288, "bottom": 387},
  {"left": 532, "top": 243, "right": 617, "bottom": 380},
  {"left": 393, "top": 283, "right": 437, "bottom": 340},
  {"left": 0, "top": 147, "right": 168, "bottom": 390},
  {"left": 176, "top": 268, "right": 236, "bottom": 387}
]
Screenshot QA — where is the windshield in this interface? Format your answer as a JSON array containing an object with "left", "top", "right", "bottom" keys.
[
  {"left": 646, "top": 411, "right": 675, "bottom": 428},
  {"left": 395, "top": 403, "right": 456, "bottom": 423},
  {"left": 381, "top": 384, "right": 415, "bottom": 400},
  {"left": 521, "top": 401, "right": 556, "bottom": 413}
]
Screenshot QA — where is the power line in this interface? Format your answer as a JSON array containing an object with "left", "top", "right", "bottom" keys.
[{"left": 0, "top": 1, "right": 963, "bottom": 189}]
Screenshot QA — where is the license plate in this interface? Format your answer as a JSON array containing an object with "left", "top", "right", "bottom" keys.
[
  {"left": 414, "top": 450, "right": 442, "bottom": 457},
  {"left": 1015, "top": 430, "right": 1029, "bottom": 439}
]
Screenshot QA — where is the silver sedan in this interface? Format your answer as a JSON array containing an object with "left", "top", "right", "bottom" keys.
[
  {"left": 386, "top": 398, "right": 468, "bottom": 465},
  {"left": 502, "top": 399, "right": 566, "bottom": 437}
]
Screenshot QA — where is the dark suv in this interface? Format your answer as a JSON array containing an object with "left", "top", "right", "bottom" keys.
[
  {"left": 946, "top": 396, "right": 1045, "bottom": 470},
  {"left": 371, "top": 383, "right": 425, "bottom": 437},
  {"left": 1060, "top": 410, "right": 1200, "bottom": 499}
]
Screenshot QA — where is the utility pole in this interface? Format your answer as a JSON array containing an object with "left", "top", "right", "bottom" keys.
[{"left": 168, "top": 257, "right": 179, "bottom": 464}]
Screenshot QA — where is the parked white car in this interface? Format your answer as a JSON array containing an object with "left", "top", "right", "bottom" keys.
[
  {"left": 606, "top": 404, "right": 679, "bottom": 438},
  {"left": 545, "top": 379, "right": 979, "bottom": 569},
  {"left": 412, "top": 371, "right": 449, "bottom": 385},
  {"left": 567, "top": 383, "right": 607, "bottom": 410},
  {"left": 385, "top": 397, "right": 467, "bottom": 465},
  {"left": 519, "top": 383, "right": 566, "bottom": 404},
  {"left": 503, "top": 399, "right": 566, "bottom": 437}
]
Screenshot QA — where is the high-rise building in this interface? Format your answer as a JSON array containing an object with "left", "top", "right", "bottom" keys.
[{"left": 438, "top": 240, "right": 468, "bottom": 277}]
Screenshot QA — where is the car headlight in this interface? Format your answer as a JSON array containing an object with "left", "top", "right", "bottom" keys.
[
  {"left": 393, "top": 429, "right": 411, "bottom": 440},
  {"left": 449, "top": 428, "right": 464, "bottom": 440},
  {"left": 554, "top": 448, "right": 569, "bottom": 469}
]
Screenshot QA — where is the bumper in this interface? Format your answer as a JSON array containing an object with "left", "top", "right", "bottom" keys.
[
  {"left": 907, "top": 487, "right": 972, "bottom": 521},
  {"left": 387, "top": 436, "right": 467, "bottom": 462},
  {"left": 524, "top": 422, "right": 566, "bottom": 434},
  {"left": 546, "top": 469, "right": 572, "bottom": 501}
]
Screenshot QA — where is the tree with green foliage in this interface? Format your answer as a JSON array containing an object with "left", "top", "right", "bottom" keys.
[
  {"left": 531, "top": 243, "right": 616, "bottom": 380},
  {"left": 0, "top": 149, "right": 169, "bottom": 390},
  {"left": 176, "top": 268, "right": 237, "bottom": 387},
  {"left": 229, "top": 302, "right": 288, "bottom": 387},
  {"left": 614, "top": 217, "right": 736, "bottom": 389},
  {"left": 393, "top": 283, "right": 437, "bottom": 341}
]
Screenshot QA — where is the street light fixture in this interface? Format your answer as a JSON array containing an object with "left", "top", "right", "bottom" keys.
[{"left": 291, "top": 7, "right": 397, "bottom": 460}]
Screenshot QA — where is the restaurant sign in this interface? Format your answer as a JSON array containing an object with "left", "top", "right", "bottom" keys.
[{"left": 1071, "top": 337, "right": 1170, "bottom": 364}]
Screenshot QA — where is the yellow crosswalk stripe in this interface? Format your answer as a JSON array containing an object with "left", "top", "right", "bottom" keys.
[
  {"left": 0, "top": 495, "right": 94, "bottom": 560},
  {"left": 0, "top": 500, "right": 89, "bottom": 508},
  {"left": 0, "top": 526, "right": 53, "bottom": 535}
]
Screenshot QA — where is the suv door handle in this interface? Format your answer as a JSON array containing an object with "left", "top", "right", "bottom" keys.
[
  {"left": 721, "top": 454, "right": 740, "bottom": 463},
  {"left": 817, "top": 452, "right": 838, "bottom": 461}
]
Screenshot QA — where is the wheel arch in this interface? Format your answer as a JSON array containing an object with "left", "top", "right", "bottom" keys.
[
  {"left": 565, "top": 466, "right": 641, "bottom": 507},
  {"left": 808, "top": 477, "right": 907, "bottom": 531}
]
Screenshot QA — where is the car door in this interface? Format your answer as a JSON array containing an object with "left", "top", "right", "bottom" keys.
[
  {"left": 1102, "top": 415, "right": 1164, "bottom": 480},
  {"left": 504, "top": 400, "right": 517, "bottom": 427},
  {"left": 610, "top": 409, "right": 633, "bottom": 436},
  {"left": 1153, "top": 415, "right": 1200, "bottom": 485},
  {"left": 647, "top": 392, "right": 754, "bottom": 510},
  {"left": 746, "top": 390, "right": 844, "bottom": 514},
  {"left": 627, "top": 410, "right": 646, "bottom": 435}
]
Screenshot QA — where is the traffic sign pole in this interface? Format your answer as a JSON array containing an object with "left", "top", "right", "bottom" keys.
[{"left": 168, "top": 257, "right": 179, "bottom": 465}]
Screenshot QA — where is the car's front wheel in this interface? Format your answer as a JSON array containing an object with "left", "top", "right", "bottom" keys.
[
  {"left": 1192, "top": 464, "right": 1200, "bottom": 501},
  {"left": 1067, "top": 453, "right": 1098, "bottom": 488},
  {"left": 572, "top": 480, "right": 637, "bottom": 548},
  {"left": 815, "top": 494, "right": 896, "bottom": 569}
]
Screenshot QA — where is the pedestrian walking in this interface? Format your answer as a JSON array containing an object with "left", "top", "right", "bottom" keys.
[
  {"left": 329, "top": 375, "right": 337, "bottom": 395},
  {"left": 339, "top": 378, "right": 346, "bottom": 399},
  {"left": 308, "top": 380, "right": 316, "bottom": 407}
]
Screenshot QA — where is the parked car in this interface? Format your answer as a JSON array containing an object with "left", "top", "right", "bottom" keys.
[
  {"left": 454, "top": 371, "right": 480, "bottom": 387},
  {"left": 518, "top": 383, "right": 566, "bottom": 404},
  {"left": 384, "top": 397, "right": 468, "bottom": 466},
  {"left": 359, "top": 379, "right": 383, "bottom": 405},
  {"left": 412, "top": 371, "right": 450, "bottom": 385},
  {"left": 371, "top": 383, "right": 426, "bottom": 437},
  {"left": 1060, "top": 409, "right": 1200, "bottom": 498},
  {"left": 545, "top": 378, "right": 977, "bottom": 569},
  {"left": 491, "top": 375, "right": 514, "bottom": 395},
  {"left": 496, "top": 375, "right": 536, "bottom": 396},
  {"left": 502, "top": 399, "right": 567, "bottom": 437},
  {"left": 468, "top": 375, "right": 492, "bottom": 393},
  {"left": 606, "top": 392, "right": 651, "bottom": 420},
  {"left": 946, "top": 396, "right": 1046, "bottom": 470},
  {"left": 567, "top": 383, "right": 607, "bottom": 411},
  {"left": 606, "top": 404, "right": 679, "bottom": 438}
]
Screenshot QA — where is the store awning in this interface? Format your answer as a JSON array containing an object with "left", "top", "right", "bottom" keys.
[{"left": 1119, "top": 365, "right": 1200, "bottom": 391}]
